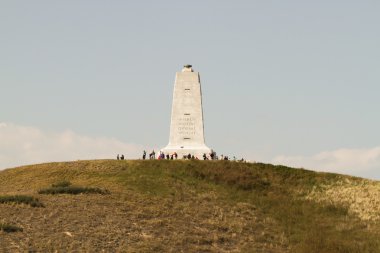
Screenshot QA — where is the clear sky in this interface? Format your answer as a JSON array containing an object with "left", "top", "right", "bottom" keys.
[{"left": 1, "top": 1, "right": 380, "bottom": 179}]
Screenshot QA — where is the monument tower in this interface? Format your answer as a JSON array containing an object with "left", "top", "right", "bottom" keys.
[{"left": 161, "top": 65, "right": 212, "bottom": 158}]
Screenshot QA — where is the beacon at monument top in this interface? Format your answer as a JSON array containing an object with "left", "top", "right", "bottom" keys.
[
  {"left": 182, "top": 64, "right": 193, "bottom": 72},
  {"left": 161, "top": 65, "right": 212, "bottom": 158}
]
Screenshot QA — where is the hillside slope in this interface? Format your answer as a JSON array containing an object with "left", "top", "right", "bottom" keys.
[{"left": 0, "top": 160, "right": 379, "bottom": 252}]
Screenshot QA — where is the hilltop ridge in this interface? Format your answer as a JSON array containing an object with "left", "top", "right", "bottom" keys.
[{"left": 0, "top": 160, "right": 379, "bottom": 252}]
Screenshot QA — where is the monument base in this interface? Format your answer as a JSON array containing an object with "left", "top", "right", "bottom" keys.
[{"left": 161, "top": 145, "right": 212, "bottom": 159}]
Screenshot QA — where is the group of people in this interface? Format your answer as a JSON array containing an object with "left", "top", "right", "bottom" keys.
[
  {"left": 116, "top": 154, "right": 125, "bottom": 160},
  {"left": 140, "top": 150, "right": 245, "bottom": 162},
  {"left": 116, "top": 151, "right": 245, "bottom": 162},
  {"left": 142, "top": 150, "right": 179, "bottom": 160}
]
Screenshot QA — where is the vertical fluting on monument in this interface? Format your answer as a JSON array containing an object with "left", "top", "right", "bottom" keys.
[{"left": 161, "top": 65, "right": 211, "bottom": 158}]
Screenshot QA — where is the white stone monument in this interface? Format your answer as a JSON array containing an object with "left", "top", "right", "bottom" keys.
[{"left": 161, "top": 65, "right": 212, "bottom": 158}]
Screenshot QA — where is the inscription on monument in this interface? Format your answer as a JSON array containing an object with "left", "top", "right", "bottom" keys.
[{"left": 177, "top": 117, "right": 195, "bottom": 136}]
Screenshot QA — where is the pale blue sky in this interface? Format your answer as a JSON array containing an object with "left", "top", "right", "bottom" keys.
[{"left": 1, "top": 1, "right": 380, "bottom": 179}]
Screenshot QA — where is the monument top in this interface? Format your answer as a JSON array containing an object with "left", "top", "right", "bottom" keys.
[{"left": 182, "top": 64, "right": 193, "bottom": 72}]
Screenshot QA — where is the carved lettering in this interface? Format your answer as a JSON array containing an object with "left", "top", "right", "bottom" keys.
[{"left": 176, "top": 116, "right": 196, "bottom": 136}]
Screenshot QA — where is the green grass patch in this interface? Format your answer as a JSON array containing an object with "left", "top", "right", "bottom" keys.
[
  {"left": 0, "top": 223, "right": 23, "bottom": 233},
  {"left": 145, "top": 160, "right": 379, "bottom": 253},
  {"left": 0, "top": 195, "right": 44, "bottom": 207}
]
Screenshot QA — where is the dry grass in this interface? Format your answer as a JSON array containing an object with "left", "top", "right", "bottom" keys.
[
  {"left": 0, "top": 160, "right": 379, "bottom": 252},
  {"left": 306, "top": 178, "right": 380, "bottom": 221}
]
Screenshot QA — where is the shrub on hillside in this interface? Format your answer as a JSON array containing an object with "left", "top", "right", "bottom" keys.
[
  {"left": 0, "top": 223, "right": 23, "bottom": 233},
  {"left": 0, "top": 195, "right": 44, "bottom": 207},
  {"left": 38, "top": 182, "right": 109, "bottom": 195}
]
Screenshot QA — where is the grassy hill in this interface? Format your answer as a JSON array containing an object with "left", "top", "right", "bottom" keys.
[{"left": 0, "top": 160, "right": 379, "bottom": 252}]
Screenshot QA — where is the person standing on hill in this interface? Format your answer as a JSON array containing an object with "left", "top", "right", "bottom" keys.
[
  {"left": 151, "top": 150, "right": 156, "bottom": 160},
  {"left": 143, "top": 150, "right": 146, "bottom": 160},
  {"left": 117, "top": 154, "right": 120, "bottom": 160}
]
